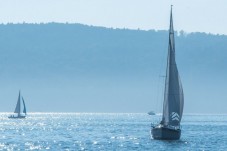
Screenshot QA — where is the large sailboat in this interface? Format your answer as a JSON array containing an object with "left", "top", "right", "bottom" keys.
[
  {"left": 151, "top": 6, "right": 184, "bottom": 140},
  {"left": 8, "top": 91, "right": 27, "bottom": 119}
]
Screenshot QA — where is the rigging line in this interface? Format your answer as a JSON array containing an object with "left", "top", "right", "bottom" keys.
[
  {"left": 153, "top": 39, "right": 167, "bottom": 115},
  {"left": 155, "top": 67, "right": 166, "bottom": 115},
  {"left": 158, "top": 42, "right": 169, "bottom": 105}
]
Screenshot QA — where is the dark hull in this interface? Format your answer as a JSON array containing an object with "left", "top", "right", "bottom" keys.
[
  {"left": 8, "top": 115, "right": 26, "bottom": 119},
  {"left": 151, "top": 127, "right": 181, "bottom": 140}
]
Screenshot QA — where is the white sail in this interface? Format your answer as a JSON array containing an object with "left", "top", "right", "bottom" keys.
[
  {"left": 22, "top": 97, "right": 27, "bottom": 114},
  {"left": 14, "top": 91, "right": 21, "bottom": 114},
  {"left": 161, "top": 7, "right": 184, "bottom": 127}
]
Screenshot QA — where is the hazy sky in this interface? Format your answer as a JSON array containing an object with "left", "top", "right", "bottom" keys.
[{"left": 0, "top": 0, "right": 226, "bottom": 35}]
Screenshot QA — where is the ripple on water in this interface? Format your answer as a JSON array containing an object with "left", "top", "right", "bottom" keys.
[{"left": 0, "top": 113, "right": 226, "bottom": 150}]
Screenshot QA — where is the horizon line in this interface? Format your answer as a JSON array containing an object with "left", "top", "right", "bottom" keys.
[{"left": 1, "top": 112, "right": 227, "bottom": 115}]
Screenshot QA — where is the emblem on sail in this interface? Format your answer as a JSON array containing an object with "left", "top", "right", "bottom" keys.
[{"left": 171, "top": 112, "right": 180, "bottom": 121}]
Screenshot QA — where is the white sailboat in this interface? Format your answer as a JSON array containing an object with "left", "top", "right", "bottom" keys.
[
  {"left": 151, "top": 6, "right": 184, "bottom": 140},
  {"left": 8, "top": 91, "right": 27, "bottom": 119}
]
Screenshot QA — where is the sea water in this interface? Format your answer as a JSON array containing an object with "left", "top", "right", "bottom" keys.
[{"left": 0, "top": 113, "right": 226, "bottom": 150}]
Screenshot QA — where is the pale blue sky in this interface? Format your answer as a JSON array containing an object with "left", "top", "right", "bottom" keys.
[{"left": 0, "top": 0, "right": 226, "bottom": 34}]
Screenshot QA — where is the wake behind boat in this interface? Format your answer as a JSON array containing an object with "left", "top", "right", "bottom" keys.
[
  {"left": 151, "top": 6, "right": 184, "bottom": 140},
  {"left": 8, "top": 91, "right": 27, "bottom": 119}
]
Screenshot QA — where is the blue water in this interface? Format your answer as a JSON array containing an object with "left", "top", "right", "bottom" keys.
[{"left": 0, "top": 113, "right": 226, "bottom": 150}]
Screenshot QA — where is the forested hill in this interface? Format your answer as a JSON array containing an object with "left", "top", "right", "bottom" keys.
[{"left": 0, "top": 23, "right": 226, "bottom": 78}]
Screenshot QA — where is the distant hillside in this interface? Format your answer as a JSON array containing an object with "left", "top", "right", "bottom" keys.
[
  {"left": 0, "top": 23, "right": 226, "bottom": 78},
  {"left": 0, "top": 23, "right": 226, "bottom": 113}
]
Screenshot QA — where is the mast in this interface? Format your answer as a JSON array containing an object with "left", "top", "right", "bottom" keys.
[
  {"left": 161, "top": 6, "right": 184, "bottom": 127},
  {"left": 14, "top": 91, "right": 21, "bottom": 115}
]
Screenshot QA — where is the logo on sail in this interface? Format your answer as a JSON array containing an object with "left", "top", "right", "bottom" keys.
[{"left": 171, "top": 112, "right": 180, "bottom": 121}]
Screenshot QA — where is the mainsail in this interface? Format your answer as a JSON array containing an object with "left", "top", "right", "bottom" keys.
[
  {"left": 14, "top": 91, "right": 21, "bottom": 114},
  {"left": 161, "top": 7, "right": 184, "bottom": 126}
]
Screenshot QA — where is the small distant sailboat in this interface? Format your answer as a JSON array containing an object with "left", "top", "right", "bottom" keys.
[
  {"left": 8, "top": 91, "right": 27, "bottom": 119},
  {"left": 151, "top": 6, "right": 184, "bottom": 140},
  {"left": 148, "top": 111, "right": 155, "bottom": 115}
]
